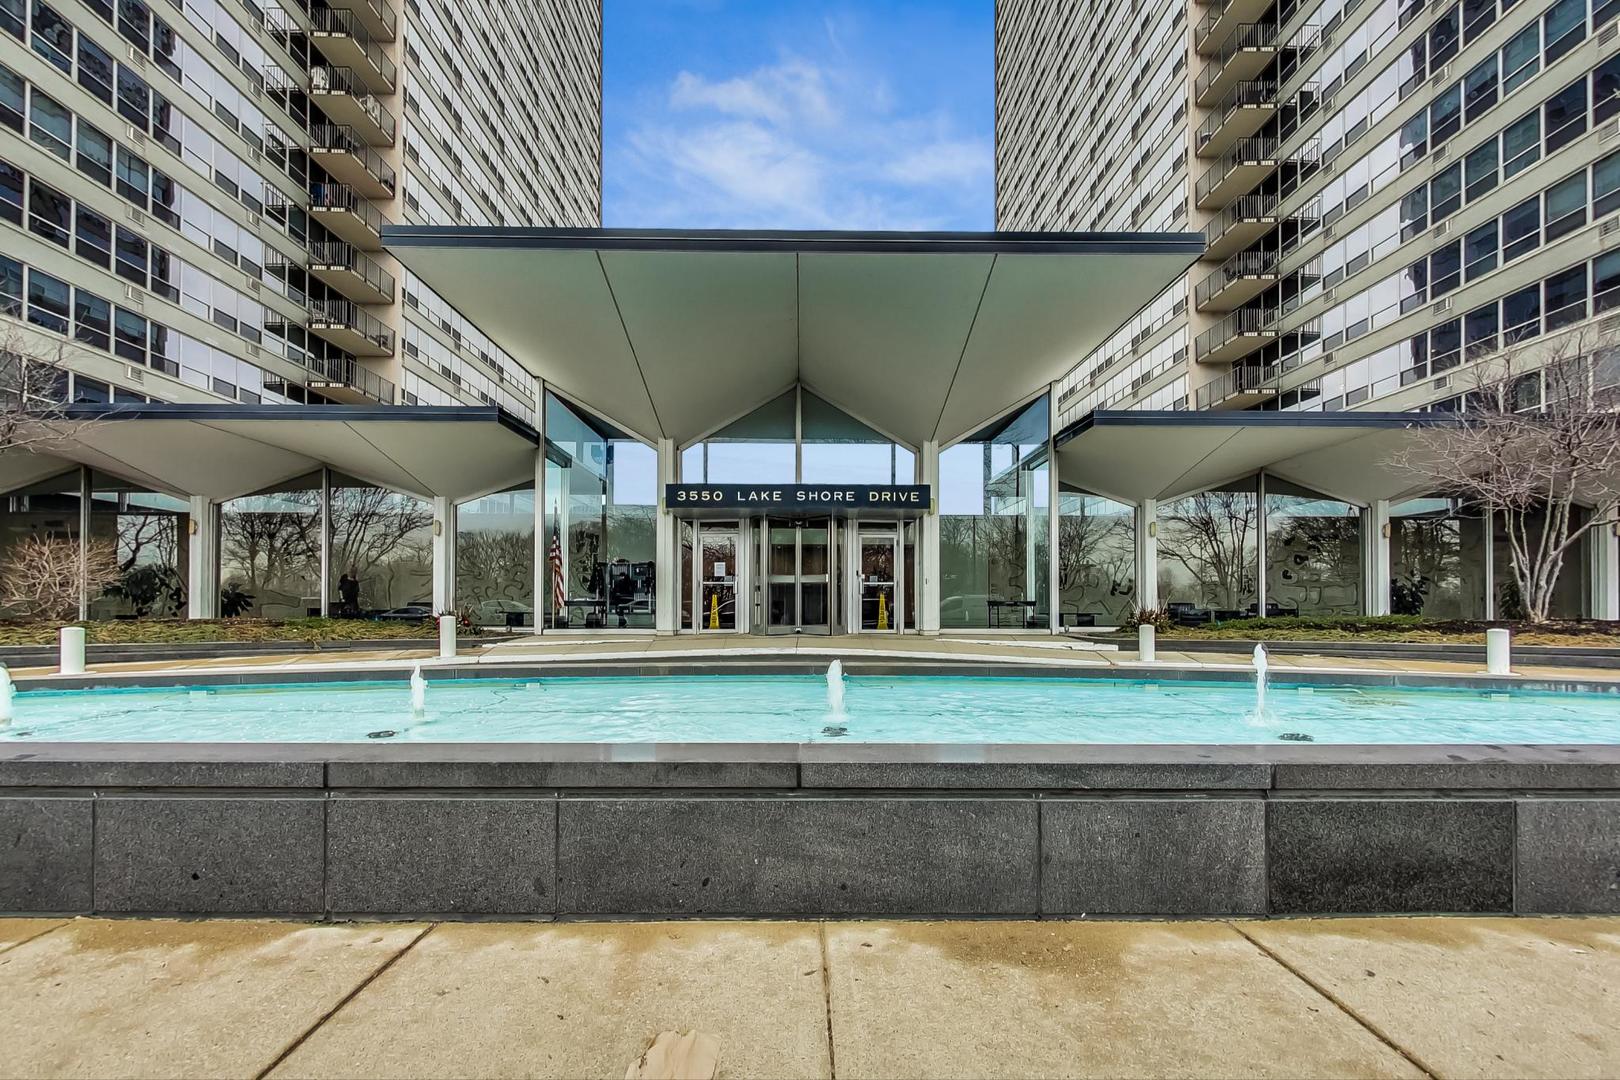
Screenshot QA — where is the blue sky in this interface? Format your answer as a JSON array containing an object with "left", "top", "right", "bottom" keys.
[{"left": 603, "top": 0, "right": 994, "bottom": 231}]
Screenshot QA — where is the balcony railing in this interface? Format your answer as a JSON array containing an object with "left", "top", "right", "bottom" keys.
[
  {"left": 308, "top": 6, "right": 397, "bottom": 90},
  {"left": 309, "top": 123, "right": 396, "bottom": 195},
  {"left": 308, "top": 297, "right": 394, "bottom": 354},
  {"left": 1196, "top": 307, "right": 1277, "bottom": 361},
  {"left": 309, "top": 353, "right": 395, "bottom": 404},
  {"left": 1203, "top": 193, "right": 1278, "bottom": 249},
  {"left": 310, "top": 182, "right": 386, "bottom": 231},
  {"left": 1195, "top": 136, "right": 1277, "bottom": 205},
  {"left": 1194, "top": 361, "right": 1283, "bottom": 409},
  {"left": 331, "top": 0, "right": 397, "bottom": 39},
  {"left": 309, "top": 65, "right": 397, "bottom": 143},
  {"left": 1197, "top": 80, "right": 1277, "bottom": 147},
  {"left": 1195, "top": 22, "right": 1277, "bottom": 103},
  {"left": 310, "top": 241, "right": 396, "bottom": 300},
  {"left": 1195, "top": 250, "right": 1279, "bottom": 308}
]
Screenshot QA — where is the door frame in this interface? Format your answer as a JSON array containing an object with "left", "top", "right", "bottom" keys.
[
  {"left": 692, "top": 520, "right": 743, "bottom": 633},
  {"left": 851, "top": 522, "right": 904, "bottom": 633}
]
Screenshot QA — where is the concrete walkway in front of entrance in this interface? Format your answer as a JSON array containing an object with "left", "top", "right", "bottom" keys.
[
  {"left": 11, "top": 631, "right": 1617, "bottom": 687},
  {"left": 1, "top": 915, "right": 1616, "bottom": 1079}
]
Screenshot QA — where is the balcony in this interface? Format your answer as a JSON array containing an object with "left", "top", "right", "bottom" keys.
[
  {"left": 1195, "top": 0, "right": 1274, "bottom": 54},
  {"left": 308, "top": 298, "right": 394, "bottom": 357},
  {"left": 326, "top": 0, "right": 396, "bottom": 42},
  {"left": 309, "top": 66, "right": 396, "bottom": 145},
  {"left": 309, "top": 241, "right": 395, "bottom": 305},
  {"left": 1194, "top": 362, "right": 1283, "bottom": 410},
  {"left": 1196, "top": 250, "right": 1279, "bottom": 312},
  {"left": 1196, "top": 307, "right": 1276, "bottom": 364},
  {"left": 309, "top": 7, "right": 396, "bottom": 94},
  {"left": 309, "top": 183, "right": 386, "bottom": 250},
  {"left": 1195, "top": 23, "right": 1276, "bottom": 107},
  {"left": 1195, "top": 136, "right": 1277, "bottom": 209},
  {"left": 1197, "top": 81, "right": 1277, "bottom": 158},
  {"left": 309, "top": 124, "right": 396, "bottom": 198},
  {"left": 306, "top": 353, "right": 396, "bottom": 405},
  {"left": 1203, "top": 194, "right": 1278, "bottom": 260}
]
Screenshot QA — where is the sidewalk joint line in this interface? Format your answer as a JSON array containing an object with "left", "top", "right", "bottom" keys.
[
  {"left": 0, "top": 919, "right": 70, "bottom": 957},
  {"left": 1227, "top": 922, "right": 1443, "bottom": 1080},
  {"left": 254, "top": 922, "right": 437, "bottom": 1080},
  {"left": 818, "top": 921, "right": 838, "bottom": 1080}
]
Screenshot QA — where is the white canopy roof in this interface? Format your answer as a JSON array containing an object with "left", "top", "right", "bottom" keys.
[
  {"left": 384, "top": 228, "right": 1203, "bottom": 447},
  {"left": 0, "top": 405, "right": 541, "bottom": 501},
  {"left": 1055, "top": 411, "right": 1453, "bottom": 505}
]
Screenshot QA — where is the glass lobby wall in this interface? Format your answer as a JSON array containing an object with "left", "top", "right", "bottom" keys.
[
  {"left": 938, "top": 395, "right": 1050, "bottom": 628},
  {"left": 1390, "top": 498, "right": 1488, "bottom": 618},
  {"left": 1263, "top": 479, "right": 1364, "bottom": 617},
  {"left": 680, "top": 388, "right": 916, "bottom": 484},
  {"left": 1158, "top": 478, "right": 1258, "bottom": 618},
  {"left": 328, "top": 474, "right": 433, "bottom": 615},
  {"left": 801, "top": 390, "right": 915, "bottom": 484},
  {"left": 89, "top": 473, "right": 189, "bottom": 619},
  {"left": 1494, "top": 507, "right": 1590, "bottom": 619},
  {"left": 681, "top": 390, "right": 796, "bottom": 483},
  {"left": 1056, "top": 487, "right": 1136, "bottom": 627},
  {"left": 218, "top": 473, "right": 322, "bottom": 619},
  {"left": 544, "top": 392, "right": 657, "bottom": 629},
  {"left": 455, "top": 485, "right": 535, "bottom": 627},
  {"left": 0, "top": 472, "right": 83, "bottom": 619}
]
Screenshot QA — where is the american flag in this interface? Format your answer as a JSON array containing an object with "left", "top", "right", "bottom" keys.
[{"left": 548, "top": 526, "right": 565, "bottom": 623}]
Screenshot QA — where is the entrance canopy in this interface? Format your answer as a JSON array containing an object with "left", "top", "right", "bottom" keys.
[
  {"left": 384, "top": 228, "right": 1203, "bottom": 448},
  {"left": 1055, "top": 411, "right": 1454, "bottom": 505},
  {"left": 0, "top": 404, "right": 540, "bottom": 501}
]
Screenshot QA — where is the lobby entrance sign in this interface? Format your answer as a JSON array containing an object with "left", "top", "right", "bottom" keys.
[{"left": 665, "top": 484, "right": 931, "bottom": 512}]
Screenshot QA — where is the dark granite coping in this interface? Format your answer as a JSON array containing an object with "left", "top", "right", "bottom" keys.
[
  {"left": 13, "top": 659, "right": 1620, "bottom": 696},
  {"left": 2, "top": 741, "right": 1618, "bottom": 791}
]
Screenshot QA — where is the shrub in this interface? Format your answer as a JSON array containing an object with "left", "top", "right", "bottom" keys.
[{"left": 1123, "top": 606, "right": 1174, "bottom": 631}]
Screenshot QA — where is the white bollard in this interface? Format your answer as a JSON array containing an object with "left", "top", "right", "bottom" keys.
[
  {"left": 58, "top": 626, "right": 85, "bottom": 675},
  {"left": 1485, "top": 627, "right": 1511, "bottom": 675},
  {"left": 1137, "top": 623, "right": 1156, "bottom": 663},
  {"left": 438, "top": 614, "right": 456, "bottom": 659}
]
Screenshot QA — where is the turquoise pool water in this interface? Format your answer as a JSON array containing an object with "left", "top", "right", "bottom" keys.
[{"left": 0, "top": 675, "right": 1617, "bottom": 743}]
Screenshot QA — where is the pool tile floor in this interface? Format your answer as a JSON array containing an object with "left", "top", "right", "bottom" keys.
[{"left": 1, "top": 916, "right": 1615, "bottom": 1079}]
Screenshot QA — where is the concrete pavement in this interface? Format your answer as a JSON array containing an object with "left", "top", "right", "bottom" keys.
[{"left": 1, "top": 916, "right": 1616, "bottom": 1079}]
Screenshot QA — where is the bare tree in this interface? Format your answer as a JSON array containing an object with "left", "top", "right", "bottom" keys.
[
  {"left": 0, "top": 323, "right": 98, "bottom": 454},
  {"left": 1392, "top": 327, "right": 1620, "bottom": 622},
  {"left": 0, "top": 535, "right": 120, "bottom": 622},
  {"left": 1158, "top": 489, "right": 1257, "bottom": 611}
]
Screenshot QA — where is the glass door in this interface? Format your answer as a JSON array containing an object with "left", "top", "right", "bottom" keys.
[
  {"left": 764, "top": 517, "right": 831, "bottom": 634},
  {"left": 696, "top": 526, "right": 737, "bottom": 631},
  {"left": 858, "top": 532, "right": 898, "bottom": 632}
]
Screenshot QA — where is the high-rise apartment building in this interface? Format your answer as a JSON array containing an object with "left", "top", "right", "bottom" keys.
[
  {"left": 998, "top": 0, "right": 1619, "bottom": 429},
  {"left": 1, "top": 0, "right": 600, "bottom": 422}
]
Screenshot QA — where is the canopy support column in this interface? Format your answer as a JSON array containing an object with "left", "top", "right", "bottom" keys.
[
  {"left": 919, "top": 440, "right": 940, "bottom": 635},
  {"left": 1593, "top": 519, "right": 1619, "bottom": 621},
  {"left": 1135, "top": 499, "right": 1158, "bottom": 613},
  {"left": 187, "top": 496, "right": 218, "bottom": 620},
  {"left": 655, "top": 438, "right": 678, "bottom": 635},
  {"left": 1366, "top": 499, "right": 1391, "bottom": 616},
  {"left": 431, "top": 497, "right": 456, "bottom": 615}
]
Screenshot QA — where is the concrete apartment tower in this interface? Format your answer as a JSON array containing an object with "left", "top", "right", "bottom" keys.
[
  {"left": 997, "top": 0, "right": 1617, "bottom": 427},
  {"left": 2, "top": 0, "right": 600, "bottom": 422}
]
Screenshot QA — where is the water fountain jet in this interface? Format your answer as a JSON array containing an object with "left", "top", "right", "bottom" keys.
[
  {"left": 0, "top": 664, "right": 13, "bottom": 725},
  {"left": 409, "top": 664, "right": 427, "bottom": 718},
  {"left": 826, "top": 659, "right": 845, "bottom": 715},
  {"left": 1252, "top": 643, "right": 1268, "bottom": 719}
]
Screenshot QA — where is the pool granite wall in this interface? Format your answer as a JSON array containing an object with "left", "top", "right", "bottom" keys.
[{"left": 2, "top": 742, "right": 1617, "bottom": 918}]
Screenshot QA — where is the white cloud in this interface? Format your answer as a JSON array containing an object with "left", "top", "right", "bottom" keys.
[
  {"left": 883, "top": 139, "right": 992, "bottom": 187},
  {"left": 611, "top": 41, "right": 989, "bottom": 230}
]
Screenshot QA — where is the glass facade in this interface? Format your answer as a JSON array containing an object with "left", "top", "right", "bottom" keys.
[
  {"left": 455, "top": 486, "right": 536, "bottom": 627},
  {"left": 1263, "top": 480, "right": 1364, "bottom": 617},
  {"left": 1158, "top": 479, "right": 1260, "bottom": 619},
  {"left": 543, "top": 392, "right": 657, "bottom": 629},
  {"left": 328, "top": 475, "right": 432, "bottom": 616},
  {"left": 938, "top": 396, "right": 1050, "bottom": 629},
  {"left": 218, "top": 473, "right": 321, "bottom": 619},
  {"left": 1056, "top": 489, "right": 1136, "bottom": 627}
]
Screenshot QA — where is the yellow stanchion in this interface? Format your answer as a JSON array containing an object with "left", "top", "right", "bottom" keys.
[
  {"left": 708, "top": 592, "right": 719, "bottom": 630},
  {"left": 877, "top": 590, "right": 889, "bottom": 630}
]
